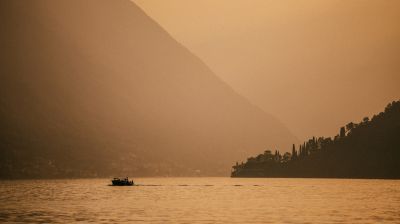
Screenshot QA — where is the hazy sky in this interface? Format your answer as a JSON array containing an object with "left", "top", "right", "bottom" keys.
[{"left": 134, "top": 0, "right": 400, "bottom": 140}]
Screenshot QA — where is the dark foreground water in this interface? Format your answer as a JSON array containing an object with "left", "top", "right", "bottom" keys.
[{"left": 0, "top": 178, "right": 399, "bottom": 223}]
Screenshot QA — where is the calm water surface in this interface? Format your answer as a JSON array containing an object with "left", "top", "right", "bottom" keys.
[{"left": 0, "top": 178, "right": 399, "bottom": 223}]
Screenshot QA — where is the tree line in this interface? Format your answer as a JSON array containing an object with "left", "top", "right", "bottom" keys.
[{"left": 231, "top": 100, "right": 400, "bottom": 179}]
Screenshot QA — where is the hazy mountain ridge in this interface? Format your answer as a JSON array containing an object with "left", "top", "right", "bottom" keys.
[{"left": 0, "top": 0, "right": 297, "bottom": 178}]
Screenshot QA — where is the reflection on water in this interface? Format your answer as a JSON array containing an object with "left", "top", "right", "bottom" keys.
[{"left": 0, "top": 178, "right": 399, "bottom": 223}]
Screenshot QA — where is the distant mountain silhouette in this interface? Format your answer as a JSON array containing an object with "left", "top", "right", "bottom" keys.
[
  {"left": 0, "top": 0, "right": 296, "bottom": 178},
  {"left": 232, "top": 100, "right": 400, "bottom": 179}
]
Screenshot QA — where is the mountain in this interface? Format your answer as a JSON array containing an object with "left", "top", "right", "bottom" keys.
[
  {"left": 0, "top": 0, "right": 297, "bottom": 178},
  {"left": 135, "top": 0, "right": 400, "bottom": 140},
  {"left": 232, "top": 100, "right": 400, "bottom": 179}
]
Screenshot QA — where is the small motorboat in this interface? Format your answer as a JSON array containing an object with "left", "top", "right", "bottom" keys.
[{"left": 111, "top": 177, "right": 134, "bottom": 186}]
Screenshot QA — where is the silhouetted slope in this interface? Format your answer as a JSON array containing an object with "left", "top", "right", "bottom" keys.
[
  {"left": 232, "top": 101, "right": 400, "bottom": 179},
  {"left": 0, "top": 0, "right": 296, "bottom": 178}
]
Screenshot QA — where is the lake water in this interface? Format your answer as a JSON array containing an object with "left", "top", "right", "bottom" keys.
[{"left": 0, "top": 178, "right": 399, "bottom": 223}]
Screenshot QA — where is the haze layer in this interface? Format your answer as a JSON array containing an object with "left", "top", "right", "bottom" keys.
[
  {"left": 0, "top": 0, "right": 297, "bottom": 177},
  {"left": 135, "top": 0, "right": 400, "bottom": 140}
]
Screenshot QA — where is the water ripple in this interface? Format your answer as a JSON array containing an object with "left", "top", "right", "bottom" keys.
[{"left": 0, "top": 178, "right": 399, "bottom": 223}]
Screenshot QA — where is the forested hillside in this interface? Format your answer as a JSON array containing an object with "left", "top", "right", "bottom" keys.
[{"left": 232, "top": 101, "right": 400, "bottom": 179}]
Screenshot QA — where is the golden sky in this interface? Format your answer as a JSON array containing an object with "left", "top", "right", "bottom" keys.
[{"left": 134, "top": 0, "right": 400, "bottom": 140}]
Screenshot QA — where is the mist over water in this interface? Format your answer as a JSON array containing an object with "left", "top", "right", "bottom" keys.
[{"left": 1, "top": 178, "right": 399, "bottom": 223}]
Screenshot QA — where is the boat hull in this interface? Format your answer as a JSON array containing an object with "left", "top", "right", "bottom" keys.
[{"left": 111, "top": 179, "right": 134, "bottom": 186}]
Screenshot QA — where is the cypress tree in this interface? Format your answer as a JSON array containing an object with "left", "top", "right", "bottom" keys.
[{"left": 292, "top": 144, "right": 297, "bottom": 159}]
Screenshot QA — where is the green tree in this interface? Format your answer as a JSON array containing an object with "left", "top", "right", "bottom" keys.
[
  {"left": 345, "top": 122, "right": 355, "bottom": 134},
  {"left": 340, "top": 127, "right": 346, "bottom": 138},
  {"left": 292, "top": 144, "right": 297, "bottom": 159}
]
